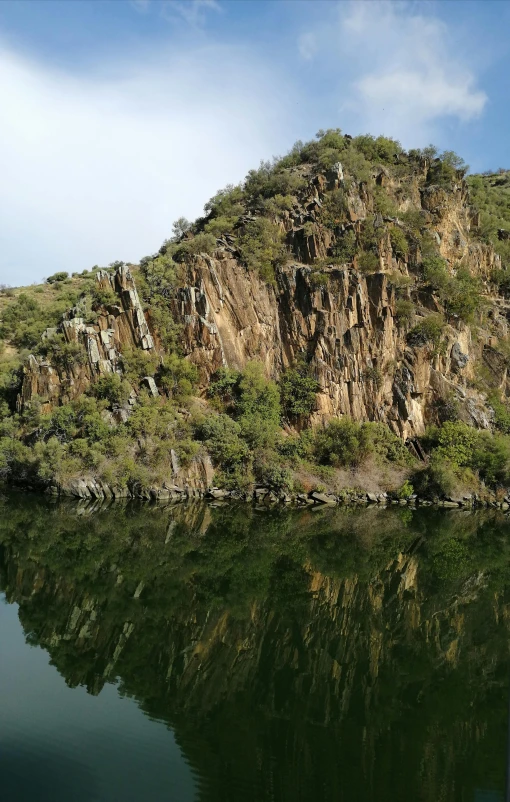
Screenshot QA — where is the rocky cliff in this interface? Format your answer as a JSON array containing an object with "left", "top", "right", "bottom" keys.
[
  {"left": 4, "top": 133, "right": 510, "bottom": 500},
  {"left": 171, "top": 160, "right": 505, "bottom": 439},
  {"left": 16, "top": 148, "right": 507, "bottom": 440},
  {"left": 17, "top": 265, "right": 155, "bottom": 414}
]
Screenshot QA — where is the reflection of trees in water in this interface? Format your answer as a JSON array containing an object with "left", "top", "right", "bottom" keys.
[{"left": 1, "top": 495, "right": 510, "bottom": 801}]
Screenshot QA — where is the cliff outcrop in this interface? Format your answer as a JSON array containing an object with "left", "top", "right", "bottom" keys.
[
  {"left": 17, "top": 266, "right": 155, "bottom": 414},
  {"left": 3, "top": 132, "right": 510, "bottom": 499},
  {"left": 17, "top": 159, "right": 503, "bottom": 439}
]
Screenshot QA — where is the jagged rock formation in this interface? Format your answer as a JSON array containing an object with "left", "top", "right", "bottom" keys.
[
  {"left": 13, "top": 146, "right": 510, "bottom": 442},
  {"left": 17, "top": 266, "right": 155, "bottom": 413},
  {"left": 172, "top": 165, "right": 503, "bottom": 438}
]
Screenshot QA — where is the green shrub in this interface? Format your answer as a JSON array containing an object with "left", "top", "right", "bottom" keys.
[
  {"left": 174, "top": 233, "right": 217, "bottom": 261},
  {"left": 363, "top": 365, "right": 382, "bottom": 389},
  {"left": 351, "top": 134, "right": 403, "bottom": 164},
  {"left": 262, "top": 194, "right": 295, "bottom": 216},
  {"left": 90, "top": 374, "right": 131, "bottom": 406},
  {"left": 195, "top": 413, "right": 251, "bottom": 477},
  {"left": 395, "top": 299, "right": 415, "bottom": 325},
  {"left": 204, "top": 184, "right": 245, "bottom": 218},
  {"left": 171, "top": 217, "right": 191, "bottom": 239},
  {"left": 427, "top": 151, "right": 467, "bottom": 187},
  {"left": 389, "top": 227, "right": 409, "bottom": 259},
  {"left": 490, "top": 268, "right": 510, "bottom": 296},
  {"left": 159, "top": 354, "right": 199, "bottom": 400},
  {"left": 120, "top": 348, "right": 159, "bottom": 386},
  {"left": 414, "top": 454, "right": 458, "bottom": 498},
  {"left": 489, "top": 394, "right": 510, "bottom": 434},
  {"left": 471, "top": 431, "right": 510, "bottom": 485},
  {"left": 244, "top": 160, "right": 307, "bottom": 201},
  {"left": 329, "top": 229, "right": 356, "bottom": 263},
  {"left": 423, "top": 255, "right": 450, "bottom": 291},
  {"left": 320, "top": 189, "right": 348, "bottom": 229},
  {"left": 340, "top": 148, "right": 371, "bottom": 183},
  {"left": 137, "top": 252, "right": 180, "bottom": 351},
  {"left": 0, "top": 293, "right": 57, "bottom": 349},
  {"left": 38, "top": 337, "right": 87, "bottom": 372},
  {"left": 92, "top": 285, "right": 117, "bottom": 308},
  {"left": 373, "top": 188, "right": 398, "bottom": 218},
  {"left": 207, "top": 367, "right": 241, "bottom": 412},
  {"left": 395, "top": 480, "right": 414, "bottom": 499},
  {"left": 407, "top": 314, "right": 445, "bottom": 348},
  {"left": 280, "top": 364, "right": 319, "bottom": 419},
  {"left": 446, "top": 268, "right": 482, "bottom": 322},
  {"left": 431, "top": 420, "right": 478, "bottom": 466},
  {"left": 46, "top": 272, "right": 69, "bottom": 284},
  {"left": 309, "top": 271, "right": 329, "bottom": 290},
  {"left": 238, "top": 218, "right": 287, "bottom": 283},
  {"left": 357, "top": 251, "right": 379, "bottom": 274},
  {"left": 366, "top": 422, "right": 412, "bottom": 465},
  {"left": 237, "top": 362, "right": 280, "bottom": 422},
  {"left": 253, "top": 451, "right": 293, "bottom": 492},
  {"left": 204, "top": 216, "right": 237, "bottom": 237},
  {"left": 314, "top": 418, "right": 372, "bottom": 468}
]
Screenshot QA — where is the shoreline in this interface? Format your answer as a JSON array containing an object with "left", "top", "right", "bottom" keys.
[{"left": 4, "top": 480, "right": 509, "bottom": 511}]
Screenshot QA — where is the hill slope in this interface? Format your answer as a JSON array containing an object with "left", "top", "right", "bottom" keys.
[{"left": 1, "top": 130, "right": 510, "bottom": 503}]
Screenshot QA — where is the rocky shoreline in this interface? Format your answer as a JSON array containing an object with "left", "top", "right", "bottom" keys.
[{"left": 19, "top": 478, "right": 510, "bottom": 510}]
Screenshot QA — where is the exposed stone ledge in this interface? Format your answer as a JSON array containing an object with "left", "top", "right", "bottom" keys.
[
  {"left": 35, "top": 478, "right": 508, "bottom": 512},
  {"left": 17, "top": 265, "right": 156, "bottom": 413}
]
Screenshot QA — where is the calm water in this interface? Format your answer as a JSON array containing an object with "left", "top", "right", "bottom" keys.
[{"left": 1, "top": 493, "right": 510, "bottom": 801}]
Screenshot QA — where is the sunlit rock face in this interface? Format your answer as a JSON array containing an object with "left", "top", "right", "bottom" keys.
[
  {"left": 17, "top": 266, "right": 156, "bottom": 414},
  {"left": 170, "top": 166, "right": 501, "bottom": 439},
  {"left": 1, "top": 496, "right": 510, "bottom": 800},
  {"left": 16, "top": 157, "right": 506, "bottom": 441}
]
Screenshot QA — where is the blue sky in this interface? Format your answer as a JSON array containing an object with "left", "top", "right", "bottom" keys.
[{"left": 0, "top": 0, "right": 508, "bottom": 286}]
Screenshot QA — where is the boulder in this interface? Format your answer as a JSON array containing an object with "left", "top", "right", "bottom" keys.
[{"left": 310, "top": 491, "right": 337, "bottom": 504}]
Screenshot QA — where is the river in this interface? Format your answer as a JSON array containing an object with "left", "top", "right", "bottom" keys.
[{"left": 0, "top": 492, "right": 509, "bottom": 801}]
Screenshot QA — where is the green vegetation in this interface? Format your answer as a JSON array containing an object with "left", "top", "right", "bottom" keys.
[
  {"left": 313, "top": 418, "right": 411, "bottom": 469},
  {"left": 237, "top": 218, "right": 286, "bottom": 284},
  {"left": 467, "top": 170, "right": 510, "bottom": 266},
  {"left": 415, "top": 421, "right": 510, "bottom": 497},
  {"left": 1, "top": 131, "right": 510, "bottom": 502},
  {"left": 421, "top": 256, "right": 482, "bottom": 322},
  {"left": 280, "top": 362, "right": 319, "bottom": 420},
  {"left": 407, "top": 314, "right": 445, "bottom": 349}
]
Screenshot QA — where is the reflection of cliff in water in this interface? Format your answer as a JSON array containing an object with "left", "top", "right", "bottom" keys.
[{"left": 1, "top": 494, "right": 510, "bottom": 802}]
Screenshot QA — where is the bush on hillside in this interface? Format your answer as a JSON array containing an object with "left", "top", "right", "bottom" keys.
[
  {"left": 238, "top": 218, "right": 287, "bottom": 283},
  {"left": 46, "top": 272, "right": 69, "bottom": 284}
]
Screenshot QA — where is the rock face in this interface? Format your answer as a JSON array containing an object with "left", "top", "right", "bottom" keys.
[
  {"left": 168, "top": 165, "right": 506, "bottom": 438},
  {"left": 17, "top": 266, "right": 156, "bottom": 413},
  {"left": 16, "top": 163, "right": 507, "bottom": 441}
]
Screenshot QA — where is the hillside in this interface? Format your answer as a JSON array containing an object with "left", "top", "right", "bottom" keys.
[{"left": 1, "top": 130, "right": 510, "bottom": 504}]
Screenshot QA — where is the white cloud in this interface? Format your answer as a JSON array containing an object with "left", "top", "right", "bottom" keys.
[
  {"left": 298, "top": 32, "right": 317, "bottom": 61},
  {"left": 0, "top": 43, "right": 294, "bottom": 285},
  {"left": 162, "top": 0, "right": 221, "bottom": 27},
  {"left": 341, "top": 1, "right": 487, "bottom": 142},
  {"left": 130, "top": 0, "right": 151, "bottom": 13},
  {"left": 299, "top": 0, "right": 487, "bottom": 146}
]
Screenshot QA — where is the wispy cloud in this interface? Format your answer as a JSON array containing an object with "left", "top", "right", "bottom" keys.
[
  {"left": 0, "top": 43, "right": 294, "bottom": 285},
  {"left": 298, "top": 0, "right": 487, "bottom": 145},
  {"left": 342, "top": 1, "right": 486, "bottom": 141},
  {"left": 162, "top": 0, "right": 222, "bottom": 27},
  {"left": 298, "top": 32, "right": 317, "bottom": 62},
  {"left": 130, "top": 0, "right": 151, "bottom": 13}
]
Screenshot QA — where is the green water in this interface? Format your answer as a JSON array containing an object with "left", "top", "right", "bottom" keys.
[{"left": 1, "top": 493, "right": 510, "bottom": 801}]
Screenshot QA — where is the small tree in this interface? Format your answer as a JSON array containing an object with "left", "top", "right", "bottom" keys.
[{"left": 172, "top": 217, "right": 191, "bottom": 240}]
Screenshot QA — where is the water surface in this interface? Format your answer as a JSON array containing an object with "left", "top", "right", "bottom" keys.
[{"left": 1, "top": 492, "right": 509, "bottom": 801}]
